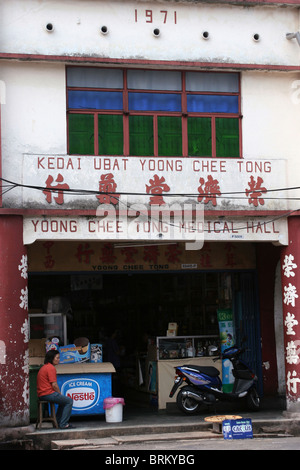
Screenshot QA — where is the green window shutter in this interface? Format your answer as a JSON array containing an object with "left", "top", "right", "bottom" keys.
[
  {"left": 129, "top": 115, "right": 154, "bottom": 156},
  {"left": 216, "top": 118, "right": 240, "bottom": 158},
  {"left": 188, "top": 117, "right": 212, "bottom": 157},
  {"left": 158, "top": 116, "right": 182, "bottom": 156},
  {"left": 68, "top": 114, "right": 94, "bottom": 155},
  {"left": 98, "top": 115, "right": 123, "bottom": 155}
]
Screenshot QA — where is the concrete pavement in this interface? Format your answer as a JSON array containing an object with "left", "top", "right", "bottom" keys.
[{"left": 21, "top": 399, "right": 300, "bottom": 450}]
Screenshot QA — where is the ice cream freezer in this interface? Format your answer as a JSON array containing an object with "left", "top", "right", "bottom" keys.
[
  {"left": 55, "top": 362, "right": 115, "bottom": 416},
  {"left": 29, "top": 359, "right": 115, "bottom": 419},
  {"left": 56, "top": 362, "right": 115, "bottom": 416}
]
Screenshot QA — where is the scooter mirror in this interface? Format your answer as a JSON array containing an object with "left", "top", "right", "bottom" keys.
[{"left": 208, "top": 345, "right": 218, "bottom": 355}]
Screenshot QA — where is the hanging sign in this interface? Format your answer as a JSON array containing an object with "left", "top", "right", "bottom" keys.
[
  {"left": 27, "top": 241, "right": 256, "bottom": 272},
  {"left": 23, "top": 215, "right": 288, "bottom": 245}
]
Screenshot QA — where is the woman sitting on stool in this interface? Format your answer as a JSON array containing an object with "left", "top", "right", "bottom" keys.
[{"left": 37, "top": 350, "right": 74, "bottom": 429}]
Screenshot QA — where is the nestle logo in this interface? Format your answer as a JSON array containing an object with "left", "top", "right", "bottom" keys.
[
  {"left": 67, "top": 392, "right": 95, "bottom": 401},
  {"left": 61, "top": 378, "right": 100, "bottom": 410}
]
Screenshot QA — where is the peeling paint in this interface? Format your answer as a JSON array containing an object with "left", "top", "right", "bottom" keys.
[{"left": 0, "top": 341, "right": 6, "bottom": 364}]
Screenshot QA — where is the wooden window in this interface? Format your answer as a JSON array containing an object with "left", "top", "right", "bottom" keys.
[
  {"left": 98, "top": 115, "right": 123, "bottom": 156},
  {"left": 129, "top": 115, "right": 154, "bottom": 156},
  {"left": 67, "top": 67, "right": 241, "bottom": 158},
  {"left": 188, "top": 117, "right": 212, "bottom": 157},
  {"left": 68, "top": 113, "right": 94, "bottom": 155}
]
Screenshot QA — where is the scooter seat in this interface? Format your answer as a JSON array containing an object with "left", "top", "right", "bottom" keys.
[{"left": 182, "top": 364, "right": 220, "bottom": 377}]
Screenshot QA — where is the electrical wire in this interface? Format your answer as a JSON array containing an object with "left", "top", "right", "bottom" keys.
[
  {"left": 116, "top": 195, "right": 300, "bottom": 233},
  {"left": 1, "top": 176, "right": 299, "bottom": 234},
  {"left": 1, "top": 176, "right": 300, "bottom": 200}
]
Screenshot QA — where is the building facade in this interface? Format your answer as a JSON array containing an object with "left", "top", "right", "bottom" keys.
[{"left": 1, "top": 0, "right": 300, "bottom": 426}]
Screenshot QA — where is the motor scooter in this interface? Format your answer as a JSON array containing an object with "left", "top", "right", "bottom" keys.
[{"left": 169, "top": 345, "right": 260, "bottom": 415}]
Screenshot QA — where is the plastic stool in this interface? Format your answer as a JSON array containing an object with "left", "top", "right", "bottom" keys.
[{"left": 36, "top": 400, "right": 59, "bottom": 429}]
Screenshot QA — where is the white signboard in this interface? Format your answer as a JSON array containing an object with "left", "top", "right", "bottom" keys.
[
  {"left": 23, "top": 215, "right": 288, "bottom": 246},
  {"left": 22, "top": 155, "right": 287, "bottom": 212}
]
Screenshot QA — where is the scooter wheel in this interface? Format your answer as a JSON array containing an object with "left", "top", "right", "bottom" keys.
[
  {"left": 176, "top": 388, "right": 202, "bottom": 415},
  {"left": 246, "top": 388, "right": 260, "bottom": 411}
]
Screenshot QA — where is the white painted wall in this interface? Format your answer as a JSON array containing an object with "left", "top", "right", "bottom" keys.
[
  {"left": 1, "top": 62, "right": 66, "bottom": 156},
  {"left": 242, "top": 72, "right": 300, "bottom": 160},
  {"left": 0, "top": 0, "right": 300, "bottom": 66},
  {"left": 242, "top": 71, "right": 300, "bottom": 206},
  {"left": 0, "top": 61, "right": 66, "bottom": 203}
]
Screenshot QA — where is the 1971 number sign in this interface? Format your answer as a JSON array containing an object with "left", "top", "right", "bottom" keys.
[{"left": 134, "top": 9, "right": 177, "bottom": 24}]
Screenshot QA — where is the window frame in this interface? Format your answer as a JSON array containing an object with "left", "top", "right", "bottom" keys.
[{"left": 66, "top": 67, "right": 242, "bottom": 158}]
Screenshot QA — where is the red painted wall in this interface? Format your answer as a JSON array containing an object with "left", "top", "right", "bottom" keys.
[
  {"left": 280, "top": 216, "right": 300, "bottom": 410},
  {"left": 0, "top": 215, "right": 29, "bottom": 426}
]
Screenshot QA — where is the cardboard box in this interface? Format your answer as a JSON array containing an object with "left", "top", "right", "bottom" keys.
[
  {"left": 29, "top": 339, "right": 47, "bottom": 357},
  {"left": 222, "top": 419, "right": 253, "bottom": 439},
  {"left": 166, "top": 329, "right": 177, "bottom": 337},
  {"left": 167, "top": 323, "right": 178, "bottom": 336}
]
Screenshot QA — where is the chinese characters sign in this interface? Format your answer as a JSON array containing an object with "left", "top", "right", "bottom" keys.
[
  {"left": 282, "top": 244, "right": 300, "bottom": 402},
  {"left": 22, "top": 155, "right": 287, "bottom": 212},
  {"left": 27, "top": 241, "right": 256, "bottom": 273}
]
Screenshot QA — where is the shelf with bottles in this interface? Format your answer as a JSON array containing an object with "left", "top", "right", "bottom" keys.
[{"left": 156, "top": 335, "right": 220, "bottom": 360}]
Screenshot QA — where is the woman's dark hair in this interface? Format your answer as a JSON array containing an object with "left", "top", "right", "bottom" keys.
[{"left": 44, "top": 349, "right": 59, "bottom": 364}]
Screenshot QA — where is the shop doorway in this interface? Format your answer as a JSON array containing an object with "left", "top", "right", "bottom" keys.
[{"left": 28, "top": 270, "right": 262, "bottom": 401}]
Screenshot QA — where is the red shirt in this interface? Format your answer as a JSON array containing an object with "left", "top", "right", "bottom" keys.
[{"left": 37, "top": 363, "right": 57, "bottom": 397}]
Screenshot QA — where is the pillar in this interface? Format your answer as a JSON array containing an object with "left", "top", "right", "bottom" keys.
[
  {"left": 257, "top": 243, "right": 280, "bottom": 395},
  {"left": 281, "top": 216, "right": 300, "bottom": 414},
  {"left": 0, "top": 215, "right": 29, "bottom": 426}
]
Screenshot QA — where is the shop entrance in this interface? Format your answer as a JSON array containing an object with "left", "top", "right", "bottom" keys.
[
  {"left": 28, "top": 269, "right": 262, "bottom": 405},
  {"left": 29, "top": 271, "right": 224, "bottom": 341}
]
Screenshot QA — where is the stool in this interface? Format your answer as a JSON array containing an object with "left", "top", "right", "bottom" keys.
[{"left": 36, "top": 400, "right": 59, "bottom": 429}]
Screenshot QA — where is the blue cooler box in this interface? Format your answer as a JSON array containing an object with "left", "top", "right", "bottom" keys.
[{"left": 56, "top": 363, "right": 114, "bottom": 415}]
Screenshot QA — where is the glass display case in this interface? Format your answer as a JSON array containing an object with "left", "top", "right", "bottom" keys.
[
  {"left": 156, "top": 335, "right": 220, "bottom": 360},
  {"left": 28, "top": 313, "right": 68, "bottom": 345}
]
